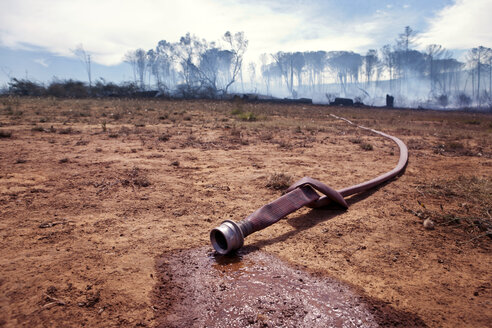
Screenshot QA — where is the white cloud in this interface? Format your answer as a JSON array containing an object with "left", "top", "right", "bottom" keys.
[
  {"left": 420, "top": 0, "right": 492, "bottom": 49},
  {"left": 34, "top": 58, "right": 48, "bottom": 67},
  {"left": 0, "top": 0, "right": 384, "bottom": 65},
  {"left": 0, "top": 0, "right": 303, "bottom": 65},
  {"left": 2, "top": 0, "right": 484, "bottom": 67}
]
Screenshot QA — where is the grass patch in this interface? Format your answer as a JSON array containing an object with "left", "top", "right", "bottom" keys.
[
  {"left": 31, "top": 126, "right": 45, "bottom": 132},
  {"left": 434, "top": 141, "right": 474, "bottom": 156},
  {"left": 266, "top": 173, "right": 293, "bottom": 191},
  {"left": 360, "top": 143, "right": 373, "bottom": 151},
  {"left": 231, "top": 108, "right": 242, "bottom": 115},
  {"left": 237, "top": 111, "right": 257, "bottom": 121},
  {"left": 231, "top": 108, "right": 258, "bottom": 122},
  {"left": 158, "top": 133, "right": 171, "bottom": 142},
  {"left": 410, "top": 176, "right": 492, "bottom": 241},
  {"left": 58, "top": 127, "right": 77, "bottom": 135}
]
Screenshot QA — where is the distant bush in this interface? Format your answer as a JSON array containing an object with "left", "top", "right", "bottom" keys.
[
  {"left": 92, "top": 80, "right": 140, "bottom": 97},
  {"left": 47, "top": 79, "right": 88, "bottom": 98},
  {"left": 4, "top": 78, "right": 146, "bottom": 99},
  {"left": 173, "top": 84, "right": 219, "bottom": 99},
  {"left": 8, "top": 78, "right": 45, "bottom": 96},
  {"left": 456, "top": 93, "right": 472, "bottom": 108},
  {"left": 436, "top": 94, "right": 448, "bottom": 108}
]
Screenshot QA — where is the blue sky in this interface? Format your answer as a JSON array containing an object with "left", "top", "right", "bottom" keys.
[{"left": 0, "top": 0, "right": 490, "bottom": 84}]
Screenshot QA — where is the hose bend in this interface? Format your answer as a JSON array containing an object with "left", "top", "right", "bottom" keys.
[{"left": 210, "top": 113, "right": 408, "bottom": 254}]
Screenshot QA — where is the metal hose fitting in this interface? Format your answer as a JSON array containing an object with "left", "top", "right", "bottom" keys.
[{"left": 210, "top": 220, "right": 245, "bottom": 255}]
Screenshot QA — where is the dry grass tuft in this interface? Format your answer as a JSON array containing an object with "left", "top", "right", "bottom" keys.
[
  {"left": 266, "top": 173, "right": 293, "bottom": 191},
  {"left": 410, "top": 176, "right": 492, "bottom": 242}
]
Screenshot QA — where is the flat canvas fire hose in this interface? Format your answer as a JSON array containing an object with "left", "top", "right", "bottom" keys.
[{"left": 210, "top": 114, "right": 409, "bottom": 255}]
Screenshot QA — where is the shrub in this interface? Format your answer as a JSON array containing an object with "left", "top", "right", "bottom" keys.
[
  {"left": 456, "top": 93, "right": 472, "bottom": 108},
  {"left": 266, "top": 173, "right": 293, "bottom": 191},
  {"left": 47, "top": 79, "right": 88, "bottom": 98},
  {"left": 237, "top": 111, "right": 257, "bottom": 121},
  {"left": 8, "top": 78, "right": 45, "bottom": 96},
  {"left": 436, "top": 94, "right": 448, "bottom": 108},
  {"left": 231, "top": 108, "right": 242, "bottom": 115}
]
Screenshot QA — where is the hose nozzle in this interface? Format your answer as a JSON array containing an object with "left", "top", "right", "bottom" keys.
[{"left": 210, "top": 220, "right": 245, "bottom": 255}]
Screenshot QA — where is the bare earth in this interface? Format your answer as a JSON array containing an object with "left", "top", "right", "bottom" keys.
[{"left": 0, "top": 98, "right": 491, "bottom": 327}]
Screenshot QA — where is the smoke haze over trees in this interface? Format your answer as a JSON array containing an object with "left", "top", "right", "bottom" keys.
[
  {"left": 114, "top": 26, "right": 492, "bottom": 109},
  {"left": 3, "top": 27, "right": 492, "bottom": 110}
]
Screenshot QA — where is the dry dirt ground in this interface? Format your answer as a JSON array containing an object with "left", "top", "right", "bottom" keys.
[{"left": 0, "top": 97, "right": 490, "bottom": 327}]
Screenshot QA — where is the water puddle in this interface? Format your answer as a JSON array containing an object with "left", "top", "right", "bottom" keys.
[{"left": 153, "top": 247, "right": 424, "bottom": 327}]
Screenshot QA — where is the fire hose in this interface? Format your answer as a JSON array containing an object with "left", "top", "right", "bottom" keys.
[{"left": 210, "top": 114, "right": 408, "bottom": 254}]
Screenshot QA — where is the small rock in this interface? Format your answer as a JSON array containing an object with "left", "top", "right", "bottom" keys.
[{"left": 423, "top": 218, "right": 435, "bottom": 230}]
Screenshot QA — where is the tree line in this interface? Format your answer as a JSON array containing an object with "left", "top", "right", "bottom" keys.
[
  {"left": 3, "top": 27, "right": 491, "bottom": 109},
  {"left": 120, "top": 26, "right": 492, "bottom": 108}
]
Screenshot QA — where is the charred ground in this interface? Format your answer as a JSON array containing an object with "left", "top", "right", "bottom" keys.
[{"left": 0, "top": 97, "right": 490, "bottom": 327}]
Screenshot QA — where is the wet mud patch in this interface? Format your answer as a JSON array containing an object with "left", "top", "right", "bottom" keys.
[{"left": 153, "top": 247, "right": 425, "bottom": 327}]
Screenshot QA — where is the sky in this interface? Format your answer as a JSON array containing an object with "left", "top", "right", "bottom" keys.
[{"left": 1, "top": 0, "right": 491, "bottom": 83}]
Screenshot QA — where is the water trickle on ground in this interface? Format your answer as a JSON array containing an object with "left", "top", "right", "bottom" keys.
[{"left": 153, "top": 247, "right": 424, "bottom": 327}]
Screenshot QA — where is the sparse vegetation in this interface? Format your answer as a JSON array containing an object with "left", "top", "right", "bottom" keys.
[
  {"left": 158, "top": 133, "right": 171, "bottom": 142},
  {"left": 434, "top": 140, "right": 476, "bottom": 156},
  {"left": 360, "top": 143, "right": 373, "bottom": 151},
  {"left": 58, "top": 127, "right": 75, "bottom": 135},
  {"left": 231, "top": 108, "right": 258, "bottom": 122},
  {"left": 237, "top": 111, "right": 257, "bottom": 121},
  {"left": 410, "top": 176, "right": 491, "bottom": 235},
  {"left": 31, "top": 126, "right": 45, "bottom": 132},
  {"left": 266, "top": 173, "right": 293, "bottom": 191}
]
